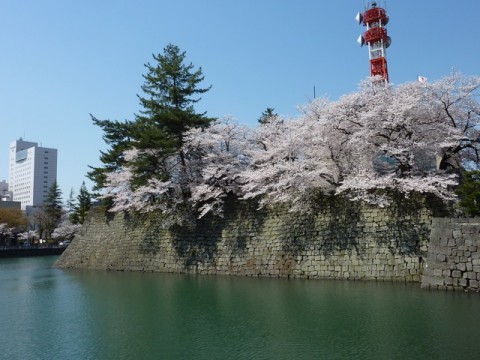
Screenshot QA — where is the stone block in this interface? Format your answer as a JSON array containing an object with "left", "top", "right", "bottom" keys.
[
  {"left": 436, "top": 254, "right": 446, "bottom": 262},
  {"left": 433, "top": 269, "right": 443, "bottom": 277},
  {"left": 469, "top": 280, "right": 479, "bottom": 289},
  {"left": 423, "top": 268, "right": 434, "bottom": 276},
  {"left": 467, "top": 272, "right": 477, "bottom": 280},
  {"left": 452, "top": 270, "right": 462, "bottom": 278},
  {"left": 422, "top": 275, "right": 444, "bottom": 287},
  {"left": 453, "top": 230, "right": 462, "bottom": 239},
  {"left": 433, "top": 261, "right": 450, "bottom": 270},
  {"left": 459, "top": 278, "right": 468, "bottom": 287},
  {"left": 427, "top": 252, "right": 438, "bottom": 262},
  {"left": 439, "top": 247, "right": 452, "bottom": 256}
]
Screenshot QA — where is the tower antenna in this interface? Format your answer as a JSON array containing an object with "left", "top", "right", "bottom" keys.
[{"left": 355, "top": 1, "right": 391, "bottom": 83}]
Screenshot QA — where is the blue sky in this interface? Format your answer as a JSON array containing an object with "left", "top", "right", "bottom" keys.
[{"left": 1, "top": 0, "right": 479, "bottom": 200}]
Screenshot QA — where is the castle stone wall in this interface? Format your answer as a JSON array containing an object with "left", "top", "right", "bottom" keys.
[
  {"left": 56, "top": 197, "right": 432, "bottom": 282},
  {"left": 421, "top": 218, "right": 480, "bottom": 292}
]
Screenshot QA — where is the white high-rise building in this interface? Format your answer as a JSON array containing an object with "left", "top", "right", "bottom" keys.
[{"left": 8, "top": 139, "right": 58, "bottom": 210}]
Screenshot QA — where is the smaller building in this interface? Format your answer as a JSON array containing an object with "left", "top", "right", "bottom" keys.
[
  {"left": 0, "top": 180, "right": 13, "bottom": 201},
  {"left": 0, "top": 201, "right": 21, "bottom": 210}
]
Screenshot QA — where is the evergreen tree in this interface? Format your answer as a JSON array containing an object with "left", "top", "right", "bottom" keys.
[
  {"left": 258, "top": 108, "right": 278, "bottom": 125},
  {"left": 88, "top": 118, "right": 136, "bottom": 191},
  {"left": 74, "top": 181, "right": 92, "bottom": 224},
  {"left": 88, "top": 44, "right": 213, "bottom": 192},
  {"left": 35, "top": 181, "right": 63, "bottom": 239},
  {"left": 132, "top": 44, "right": 213, "bottom": 187},
  {"left": 456, "top": 170, "right": 480, "bottom": 216}
]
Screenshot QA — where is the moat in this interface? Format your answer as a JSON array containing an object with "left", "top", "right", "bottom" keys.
[{"left": 1, "top": 256, "right": 479, "bottom": 359}]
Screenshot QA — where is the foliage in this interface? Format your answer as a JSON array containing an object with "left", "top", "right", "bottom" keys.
[
  {"left": 186, "top": 116, "right": 251, "bottom": 217},
  {"left": 35, "top": 181, "right": 64, "bottom": 239},
  {"left": 102, "top": 117, "right": 248, "bottom": 224},
  {"left": 456, "top": 170, "right": 480, "bottom": 216},
  {"left": 0, "top": 223, "right": 15, "bottom": 245},
  {"left": 52, "top": 218, "right": 82, "bottom": 240},
  {"left": 323, "top": 79, "right": 462, "bottom": 206},
  {"left": 0, "top": 223, "right": 14, "bottom": 236},
  {"left": 258, "top": 107, "right": 278, "bottom": 125},
  {"left": 17, "top": 230, "right": 38, "bottom": 243},
  {"left": 68, "top": 182, "right": 92, "bottom": 224},
  {"left": 424, "top": 73, "right": 480, "bottom": 171},
  {"left": 0, "top": 208, "right": 29, "bottom": 232},
  {"left": 242, "top": 108, "right": 339, "bottom": 211},
  {"left": 97, "top": 71, "right": 480, "bottom": 223},
  {"left": 89, "top": 44, "right": 213, "bottom": 195},
  {"left": 87, "top": 118, "right": 135, "bottom": 192}
]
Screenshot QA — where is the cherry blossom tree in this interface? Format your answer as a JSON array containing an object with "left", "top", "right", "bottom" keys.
[
  {"left": 102, "top": 148, "right": 186, "bottom": 216},
  {"left": 423, "top": 72, "right": 480, "bottom": 171},
  {"left": 241, "top": 108, "right": 339, "bottom": 211},
  {"left": 103, "top": 117, "right": 251, "bottom": 220},
  {"left": 99, "top": 72, "right": 480, "bottom": 217},
  {"left": 52, "top": 219, "right": 82, "bottom": 241},
  {"left": 0, "top": 223, "right": 14, "bottom": 247},
  {"left": 329, "top": 78, "right": 461, "bottom": 205},
  {"left": 18, "top": 230, "right": 38, "bottom": 246},
  {"left": 102, "top": 145, "right": 199, "bottom": 227},
  {"left": 0, "top": 223, "right": 13, "bottom": 235},
  {"left": 184, "top": 116, "right": 251, "bottom": 217}
]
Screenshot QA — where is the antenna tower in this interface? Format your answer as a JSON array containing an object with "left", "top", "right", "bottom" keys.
[{"left": 355, "top": 2, "right": 391, "bottom": 82}]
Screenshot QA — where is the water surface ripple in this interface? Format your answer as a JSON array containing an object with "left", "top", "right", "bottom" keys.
[{"left": 1, "top": 256, "right": 479, "bottom": 359}]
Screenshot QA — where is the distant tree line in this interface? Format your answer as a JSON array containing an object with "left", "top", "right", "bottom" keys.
[{"left": 0, "top": 181, "right": 93, "bottom": 246}]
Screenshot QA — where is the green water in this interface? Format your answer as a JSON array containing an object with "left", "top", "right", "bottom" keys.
[{"left": 1, "top": 256, "right": 479, "bottom": 360}]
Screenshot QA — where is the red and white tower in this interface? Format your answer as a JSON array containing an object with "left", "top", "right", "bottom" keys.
[{"left": 356, "top": 2, "right": 391, "bottom": 82}]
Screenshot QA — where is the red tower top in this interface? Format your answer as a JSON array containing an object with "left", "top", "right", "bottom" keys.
[{"left": 356, "top": 2, "right": 391, "bottom": 82}]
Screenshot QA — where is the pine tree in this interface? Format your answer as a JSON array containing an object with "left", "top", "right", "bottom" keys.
[
  {"left": 35, "top": 181, "right": 63, "bottom": 240},
  {"left": 89, "top": 44, "right": 213, "bottom": 192},
  {"left": 258, "top": 108, "right": 278, "bottom": 125},
  {"left": 87, "top": 118, "right": 136, "bottom": 191},
  {"left": 132, "top": 44, "right": 213, "bottom": 187},
  {"left": 456, "top": 170, "right": 480, "bottom": 216},
  {"left": 74, "top": 182, "right": 92, "bottom": 224}
]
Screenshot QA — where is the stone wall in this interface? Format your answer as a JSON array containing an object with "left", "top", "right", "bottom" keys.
[
  {"left": 56, "top": 196, "right": 433, "bottom": 282},
  {"left": 421, "top": 218, "right": 480, "bottom": 292}
]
